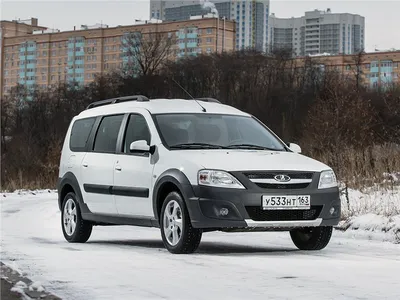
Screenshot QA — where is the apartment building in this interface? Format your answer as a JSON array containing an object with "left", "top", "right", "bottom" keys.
[
  {"left": 269, "top": 9, "right": 365, "bottom": 57},
  {"left": 294, "top": 51, "right": 400, "bottom": 89},
  {"left": 1, "top": 17, "right": 235, "bottom": 98},
  {"left": 150, "top": 0, "right": 270, "bottom": 52},
  {"left": 1, "top": 18, "right": 47, "bottom": 97}
]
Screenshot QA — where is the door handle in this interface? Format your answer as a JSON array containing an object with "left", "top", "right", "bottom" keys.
[
  {"left": 115, "top": 165, "right": 122, "bottom": 171},
  {"left": 82, "top": 163, "right": 88, "bottom": 167}
]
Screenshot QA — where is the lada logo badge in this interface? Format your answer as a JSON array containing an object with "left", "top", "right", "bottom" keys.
[{"left": 274, "top": 174, "right": 291, "bottom": 182}]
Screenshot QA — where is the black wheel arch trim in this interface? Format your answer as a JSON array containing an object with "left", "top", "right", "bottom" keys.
[
  {"left": 152, "top": 168, "right": 195, "bottom": 220},
  {"left": 57, "top": 172, "right": 91, "bottom": 214}
]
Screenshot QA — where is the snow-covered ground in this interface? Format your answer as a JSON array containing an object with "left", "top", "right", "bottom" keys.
[
  {"left": 338, "top": 186, "right": 400, "bottom": 243},
  {"left": 1, "top": 190, "right": 400, "bottom": 300}
]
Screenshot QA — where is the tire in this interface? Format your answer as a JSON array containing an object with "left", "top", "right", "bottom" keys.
[
  {"left": 160, "top": 191, "right": 202, "bottom": 254},
  {"left": 61, "top": 192, "right": 92, "bottom": 243},
  {"left": 290, "top": 226, "right": 333, "bottom": 251}
]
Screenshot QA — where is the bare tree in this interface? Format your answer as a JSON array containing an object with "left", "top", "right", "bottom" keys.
[
  {"left": 121, "top": 28, "right": 176, "bottom": 77},
  {"left": 343, "top": 49, "right": 365, "bottom": 90}
]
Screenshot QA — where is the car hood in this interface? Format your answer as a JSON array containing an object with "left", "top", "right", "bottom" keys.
[{"left": 176, "top": 150, "right": 330, "bottom": 172}]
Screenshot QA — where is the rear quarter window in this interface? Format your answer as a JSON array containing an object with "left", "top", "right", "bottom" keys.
[{"left": 69, "top": 117, "right": 96, "bottom": 152}]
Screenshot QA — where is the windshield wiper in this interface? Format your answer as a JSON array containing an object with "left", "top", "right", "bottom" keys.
[
  {"left": 225, "top": 144, "right": 280, "bottom": 151},
  {"left": 170, "top": 143, "right": 224, "bottom": 149}
]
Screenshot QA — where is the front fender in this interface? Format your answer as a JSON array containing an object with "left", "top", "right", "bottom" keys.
[{"left": 152, "top": 169, "right": 196, "bottom": 220}]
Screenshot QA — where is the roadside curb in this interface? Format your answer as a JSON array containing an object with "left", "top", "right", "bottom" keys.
[{"left": 1, "top": 262, "right": 62, "bottom": 299}]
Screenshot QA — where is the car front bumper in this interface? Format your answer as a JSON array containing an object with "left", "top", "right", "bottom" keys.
[{"left": 184, "top": 185, "right": 341, "bottom": 230}]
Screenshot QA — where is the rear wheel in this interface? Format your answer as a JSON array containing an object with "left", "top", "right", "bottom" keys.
[
  {"left": 290, "top": 226, "right": 333, "bottom": 250},
  {"left": 160, "top": 191, "right": 202, "bottom": 254},
  {"left": 61, "top": 192, "right": 92, "bottom": 243}
]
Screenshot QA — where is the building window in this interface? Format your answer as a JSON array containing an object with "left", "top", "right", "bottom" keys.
[{"left": 206, "top": 28, "right": 212, "bottom": 34}]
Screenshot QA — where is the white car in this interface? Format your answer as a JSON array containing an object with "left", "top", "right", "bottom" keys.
[{"left": 57, "top": 95, "right": 340, "bottom": 254}]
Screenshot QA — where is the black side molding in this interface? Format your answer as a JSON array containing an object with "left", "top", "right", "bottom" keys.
[
  {"left": 83, "top": 184, "right": 149, "bottom": 198},
  {"left": 83, "top": 184, "right": 112, "bottom": 195},
  {"left": 112, "top": 186, "right": 149, "bottom": 198}
]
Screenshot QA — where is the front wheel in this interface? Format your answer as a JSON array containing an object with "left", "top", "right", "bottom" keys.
[
  {"left": 160, "top": 191, "right": 202, "bottom": 254},
  {"left": 290, "top": 226, "right": 333, "bottom": 250}
]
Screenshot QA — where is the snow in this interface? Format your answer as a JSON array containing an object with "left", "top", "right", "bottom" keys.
[
  {"left": 11, "top": 280, "right": 27, "bottom": 293},
  {"left": 1, "top": 190, "right": 400, "bottom": 300},
  {"left": 337, "top": 186, "right": 400, "bottom": 243},
  {"left": 340, "top": 186, "right": 400, "bottom": 218},
  {"left": 337, "top": 214, "right": 400, "bottom": 243},
  {"left": 29, "top": 281, "right": 45, "bottom": 292},
  {"left": 10, "top": 281, "right": 30, "bottom": 300}
]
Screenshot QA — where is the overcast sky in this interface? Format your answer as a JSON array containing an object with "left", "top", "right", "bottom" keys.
[{"left": 2, "top": 0, "right": 400, "bottom": 52}]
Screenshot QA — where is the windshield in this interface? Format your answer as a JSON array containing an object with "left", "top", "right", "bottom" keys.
[{"left": 154, "top": 113, "right": 287, "bottom": 151}]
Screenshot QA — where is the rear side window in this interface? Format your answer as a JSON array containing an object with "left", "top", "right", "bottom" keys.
[
  {"left": 69, "top": 117, "right": 96, "bottom": 152},
  {"left": 93, "top": 114, "right": 124, "bottom": 153}
]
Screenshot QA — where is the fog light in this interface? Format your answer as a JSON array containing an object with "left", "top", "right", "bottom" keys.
[
  {"left": 219, "top": 208, "right": 229, "bottom": 216},
  {"left": 329, "top": 207, "right": 335, "bottom": 215}
]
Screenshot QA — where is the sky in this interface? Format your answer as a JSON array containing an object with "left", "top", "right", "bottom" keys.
[{"left": 1, "top": 0, "right": 400, "bottom": 52}]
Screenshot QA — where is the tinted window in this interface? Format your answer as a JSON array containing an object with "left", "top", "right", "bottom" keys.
[
  {"left": 123, "top": 114, "right": 151, "bottom": 153},
  {"left": 93, "top": 115, "right": 124, "bottom": 153},
  {"left": 69, "top": 117, "right": 96, "bottom": 152},
  {"left": 154, "top": 114, "right": 286, "bottom": 151}
]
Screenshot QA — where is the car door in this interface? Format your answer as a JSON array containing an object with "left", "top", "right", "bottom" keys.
[
  {"left": 80, "top": 114, "right": 124, "bottom": 215},
  {"left": 114, "top": 112, "right": 154, "bottom": 217}
]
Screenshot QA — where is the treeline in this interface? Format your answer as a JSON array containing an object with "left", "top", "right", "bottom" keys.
[{"left": 1, "top": 50, "right": 400, "bottom": 190}]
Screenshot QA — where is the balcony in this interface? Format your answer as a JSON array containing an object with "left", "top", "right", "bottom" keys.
[
  {"left": 187, "top": 33, "right": 198, "bottom": 39},
  {"left": 305, "top": 41, "right": 320, "bottom": 47},
  {"left": 186, "top": 42, "right": 198, "bottom": 48}
]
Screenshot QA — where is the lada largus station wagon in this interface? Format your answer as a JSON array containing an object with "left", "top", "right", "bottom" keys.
[{"left": 57, "top": 95, "right": 341, "bottom": 254}]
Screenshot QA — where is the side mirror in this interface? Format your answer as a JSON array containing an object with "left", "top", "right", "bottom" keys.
[
  {"left": 130, "top": 140, "right": 155, "bottom": 154},
  {"left": 288, "top": 143, "right": 302, "bottom": 153}
]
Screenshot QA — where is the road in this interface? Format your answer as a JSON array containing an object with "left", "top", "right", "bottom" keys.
[{"left": 1, "top": 191, "right": 399, "bottom": 300}]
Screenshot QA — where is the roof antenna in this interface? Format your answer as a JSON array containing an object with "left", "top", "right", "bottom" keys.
[{"left": 171, "top": 78, "right": 206, "bottom": 112}]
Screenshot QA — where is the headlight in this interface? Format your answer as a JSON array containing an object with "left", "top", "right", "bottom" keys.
[
  {"left": 198, "top": 170, "right": 245, "bottom": 189},
  {"left": 318, "top": 170, "right": 338, "bottom": 189}
]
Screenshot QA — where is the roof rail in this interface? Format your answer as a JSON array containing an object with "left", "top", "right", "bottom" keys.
[
  {"left": 86, "top": 95, "right": 149, "bottom": 109},
  {"left": 194, "top": 97, "right": 222, "bottom": 104}
]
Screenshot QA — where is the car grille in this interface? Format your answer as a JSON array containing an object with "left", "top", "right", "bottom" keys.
[
  {"left": 245, "top": 206, "right": 322, "bottom": 222},
  {"left": 243, "top": 172, "right": 314, "bottom": 180},
  {"left": 243, "top": 171, "right": 314, "bottom": 189},
  {"left": 254, "top": 183, "right": 310, "bottom": 189}
]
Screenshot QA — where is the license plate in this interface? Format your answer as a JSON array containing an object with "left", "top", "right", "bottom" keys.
[{"left": 262, "top": 195, "right": 311, "bottom": 210}]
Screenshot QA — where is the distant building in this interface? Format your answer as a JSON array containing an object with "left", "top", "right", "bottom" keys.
[
  {"left": 268, "top": 9, "right": 365, "bottom": 57},
  {"left": 1, "top": 18, "right": 47, "bottom": 97},
  {"left": 150, "top": 0, "right": 270, "bottom": 52},
  {"left": 294, "top": 51, "right": 400, "bottom": 89},
  {"left": 1, "top": 16, "right": 235, "bottom": 98}
]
